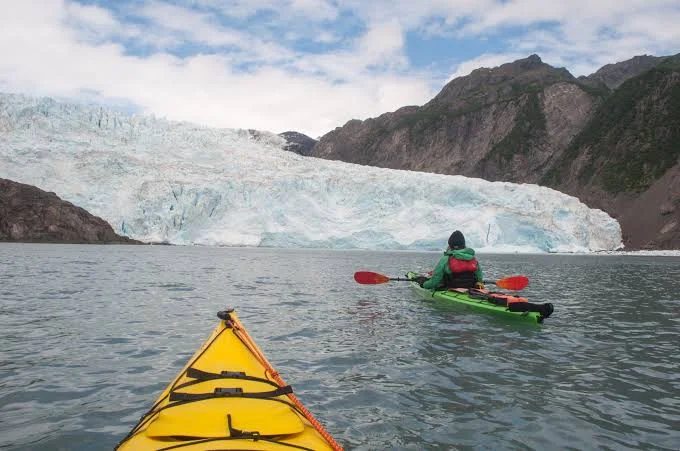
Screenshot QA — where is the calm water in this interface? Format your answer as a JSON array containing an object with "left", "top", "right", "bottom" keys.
[{"left": 1, "top": 244, "right": 679, "bottom": 450}]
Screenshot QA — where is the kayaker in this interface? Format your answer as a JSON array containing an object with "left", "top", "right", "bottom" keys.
[{"left": 414, "top": 230, "right": 484, "bottom": 290}]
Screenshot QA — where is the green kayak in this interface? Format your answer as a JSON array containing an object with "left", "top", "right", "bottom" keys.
[{"left": 406, "top": 271, "right": 553, "bottom": 324}]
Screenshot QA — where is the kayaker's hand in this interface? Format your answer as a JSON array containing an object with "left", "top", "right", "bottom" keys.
[
  {"left": 414, "top": 276, "right": 429, "bottom": 287},
  {"left": 474, "top": 282, "right": 485, "bottom": 290}
]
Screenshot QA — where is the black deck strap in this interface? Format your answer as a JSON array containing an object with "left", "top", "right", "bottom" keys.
[
  {"left": 155, "top": 436, "right": 316, "bottom": 451},
  {"left": 508, "top": 302, "right": 547, "bottom": 313},
  {"left": 485, "top": 295, "right": 508, "bottom": 306},
  {"left": 215, "top": 387, "right": 243, "bottom": 394},
  {"left": 169, "top": 385, "right": 293, "bottom": 402},
  {"left": 507, "top": 302, "right": 532, "bottom": 312},
  {"left": 186, "top": 367, "right": 248, "bottom": 381},
  {"left": 227, "top": 413, "right": 261, "bottom": 439},
  {"left": 175, "top": 368, "right": 281, "bottom": 391},
  {"left": 466, "top": 289, "right": 492, "bottom": 301},
  {"left": 186, "top": 368, "right": 245, "bottom": 379}
]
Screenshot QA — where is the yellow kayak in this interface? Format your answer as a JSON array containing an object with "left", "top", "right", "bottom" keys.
[{"left": 116, "top": 309, "right": 343, "bottom": 450}]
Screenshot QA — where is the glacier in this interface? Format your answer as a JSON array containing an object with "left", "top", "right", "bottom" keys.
[{"left": 0, "top": 92, "right": 622, "bottom": 252}]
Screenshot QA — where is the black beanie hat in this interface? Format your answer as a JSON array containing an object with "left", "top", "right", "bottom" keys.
[{"left": 448, "top": 230, "right": 465, "bottom": 249}]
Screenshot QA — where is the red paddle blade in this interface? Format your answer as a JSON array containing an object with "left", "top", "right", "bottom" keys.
[
  {"left": 354, "top": 271, "right": 390, "bottom": 284},
  {"left": 495, "top": 275, "right": 529, "bottom": 290}
]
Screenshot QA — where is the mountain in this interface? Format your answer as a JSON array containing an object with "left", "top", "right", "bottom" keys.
[
  {"left": 580, "top": 55, "right": 666, "bottom": 90},
  {"left": 543, "top": 55, "right": 680, "bottom": 249},
  {"left": 309, "top": 53, "right": 680, "bottom": 250},
  {"left": 313, "top": 55, "right": 602, "bottom": 184},
  {"left": 0, "top": 92, "right": 621, "bottom": 252},
  {"left": 0, "top": 178, "right": 141, "bottom": 244},
  {"left": 279, "top": 131, "right": 317, "bottom": 156}
]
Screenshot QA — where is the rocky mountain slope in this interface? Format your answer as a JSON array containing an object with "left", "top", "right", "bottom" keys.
[
  {"left": 279, "top": 131, "right": 317, "bottom": 156},
  {"left": 544, "top": 55, "right": 680, "bottom": 249},
  {"left": 310, "top": 54, "right": 680, "bottom": 250},
  {"left": 313, "top": 55, "right": 601, "bottom": 184},
  {"left": 580, "top": 55, "right": 666, "bottom": 90},
  {"left": 0, "top": 178, "right": 141, "bottom": 244}
]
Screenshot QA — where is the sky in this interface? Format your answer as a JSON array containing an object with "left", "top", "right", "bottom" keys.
[{"left": 1, "top": 1, "right": 679, "bottom": 138}]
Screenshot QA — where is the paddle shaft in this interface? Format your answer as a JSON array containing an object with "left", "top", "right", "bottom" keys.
[
  {"left": 406, "top": 278, "right": 506, "bottom": 286},
  {"left": 353, "top": 271, "right": 528, "bottom": 290}
]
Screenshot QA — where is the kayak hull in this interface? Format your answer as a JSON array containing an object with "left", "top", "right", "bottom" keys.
[
  {"left": 116, "top": 310, "right": 342, "bottom": 450},
  {"left": 406, "top": 271, "right": 543, "bottom": 324}
]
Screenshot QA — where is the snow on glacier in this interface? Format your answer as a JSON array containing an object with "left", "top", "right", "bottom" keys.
[{"left": 0, "top": 92, "right": 622, "bottom": 252}]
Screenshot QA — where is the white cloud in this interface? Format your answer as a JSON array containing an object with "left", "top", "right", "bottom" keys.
[
  {"left": 192, "top": 0, "right": 281, "bottom": 19},
  {"left": 620, "top": 9, "right": 680, "bottom": 45},
  {"left": 448, "top": 0, "right": 680, "bottom": 77},
  {"left": 192, "top": 0, "right": 338, "bottom": 21},
  {"left": 313, "top": 31, "right": 339, "bottom": 44},
  {"left": 0, "top": 0, "right": 678, "bottom": 137},
  {"left": 290, "top": 0, "right": 339, "bottom": 21},
  {"left": 356, "top": 20, "right": 406, "bottom": 67},
  {"left": 134, "top": 1, "right": 295, "bottom": 63},
  {"left": 137, "top": 1, "right": 241, "bottom": 46},
  {"left": 66, "top": 2, "right": 120, "bottom": 31},
  {"left": 0, "top": 1, "right": 435, "bottom": 137},
  {"left": 338, "top": 0, "right": 493, "bottom": 34}
]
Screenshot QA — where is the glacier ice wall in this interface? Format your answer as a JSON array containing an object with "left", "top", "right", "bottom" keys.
[{"left": 0, "top": 93, "right": 622, "bottom": 252}]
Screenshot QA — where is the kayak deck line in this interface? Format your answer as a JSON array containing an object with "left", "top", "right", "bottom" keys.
[
  {"left": 225, "top": 311, "right": 343, "bottom": 450},
  {"left": 116, "top": 309, "right": 343, "bottom": 451}
]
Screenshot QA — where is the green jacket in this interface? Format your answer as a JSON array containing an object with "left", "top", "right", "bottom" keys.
[{"left": 422, "top": 248, "right": 483, "bottom": 290}]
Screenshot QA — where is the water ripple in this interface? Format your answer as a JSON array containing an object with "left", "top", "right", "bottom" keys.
[{"left": 0, "top": 246, "right": 679, "bottom": 450}]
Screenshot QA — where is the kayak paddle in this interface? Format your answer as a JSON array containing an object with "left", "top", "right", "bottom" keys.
[
  {"left": 488, "top": 275, "right": 529, "bottom": 290},
  {"left": 353, "top": 272, "right": 410, "bottom": 284},
  {"left": 353, "top": 271, "right": 529, "bottom": 290}
]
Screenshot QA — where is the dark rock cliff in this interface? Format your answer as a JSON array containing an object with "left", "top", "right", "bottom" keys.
[
  {"left": 279, "top": 131, "right": 317, "bottom": 156},
  {"left": 0, "top": 178, "right": 142, "bottom": 244}
]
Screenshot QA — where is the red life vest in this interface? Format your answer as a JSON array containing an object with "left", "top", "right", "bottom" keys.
[{"left": 448, "top": 257, "right": 478, "bottom": 273}]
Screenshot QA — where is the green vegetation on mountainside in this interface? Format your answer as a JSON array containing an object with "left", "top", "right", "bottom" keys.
[
  {"left": 399, "top": 80, "right": 571, "bottom": 144},
  {"left": 485, "top": 92, "right": 546, "bottom": 161},
  {"left": 542, "top": 62, "right": 680, "bottom": 193}
]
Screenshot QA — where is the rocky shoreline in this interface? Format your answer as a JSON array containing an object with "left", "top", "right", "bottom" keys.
[{"left": 0, "top": 178, "right": 143, "bottom": 245}]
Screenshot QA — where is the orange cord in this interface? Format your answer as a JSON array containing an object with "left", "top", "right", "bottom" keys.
[{"left": 228, "top": 316, "right": 344, "bottom": 451}]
